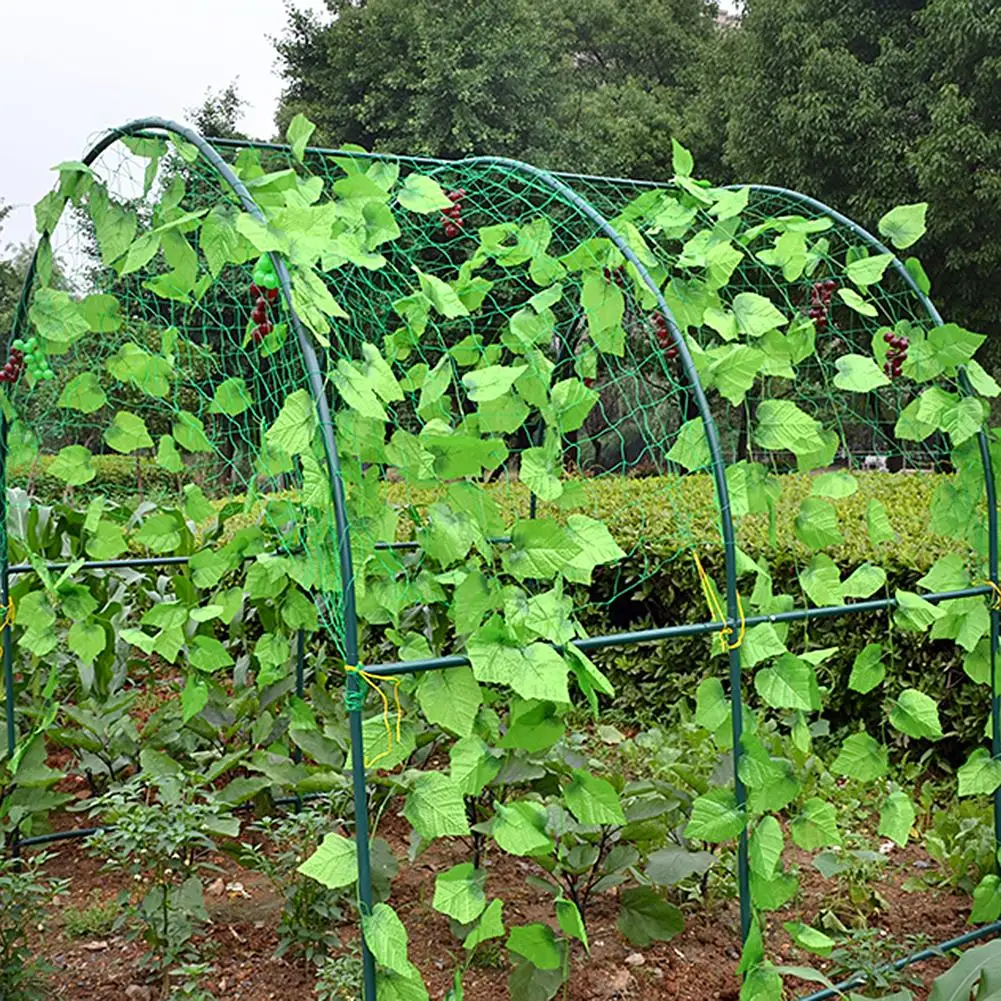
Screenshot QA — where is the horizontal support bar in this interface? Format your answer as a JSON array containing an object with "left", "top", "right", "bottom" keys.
[
  {"left": 363, "top": 585, "right": 996, "bottom": 677},
  {"left": 374, "top": 535, "right": 512, "bottom": 551},
  {"left": 797, "top": 919, "right": 1001, "bottom": 1001},
  {"left": 8, "top": 555, "right": 193, "bottom": 576}
]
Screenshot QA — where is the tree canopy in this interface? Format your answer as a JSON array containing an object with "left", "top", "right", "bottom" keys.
[{"left": 273, "top": 0, "right": 1001, "bottom": 357}]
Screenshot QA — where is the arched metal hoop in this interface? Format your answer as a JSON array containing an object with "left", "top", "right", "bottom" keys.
[{"left": 6, "top": 124, "right": 998, "bottom": 1001}]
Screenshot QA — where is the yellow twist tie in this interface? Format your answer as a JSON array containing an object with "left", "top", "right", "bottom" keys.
[
  {"left": 978, "top": 580, "right": 1001, "bottom": 610},
  {"left": 693, "top": 553, "right": 745, "bottom": 652},
  {"left": 345, "top": 664, "right": 403, "bottom": 769},
  {"left": 0, "top": 596, "right": 16, "bottom": 631}
]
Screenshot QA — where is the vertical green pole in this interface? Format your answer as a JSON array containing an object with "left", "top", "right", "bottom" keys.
[
  {"left": 1, "top": 414, "right": 15, "bottom": 858},
  {"left": 1, "top": 415, "right": 12, "bottom": 765},
  {"left": 975, "top": 427, "right": 1001, "bottom": 853},
  {"left": 292, "top": 629, "right": 305, "bottom": 814},
  {"left": 460, "top": 156, "right": 753, "bottom": 943}
]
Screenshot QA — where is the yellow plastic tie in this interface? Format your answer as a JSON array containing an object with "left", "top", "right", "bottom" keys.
[
  {"left": 693, "top": 553, "right": 745, "bottom": 652},
  {"left": 0, "top": 596, "right": 16, "bottom": 632},
  {"left": 345, "top": 664, "right": 403, "bottom": 769},
  {"left": 978, "top": 580, "right": 1001, "bottom": 610}
]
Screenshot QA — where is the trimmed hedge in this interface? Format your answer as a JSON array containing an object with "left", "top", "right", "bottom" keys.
[{"left": 15, "top": 461, "right": 987, "bottom": 754}]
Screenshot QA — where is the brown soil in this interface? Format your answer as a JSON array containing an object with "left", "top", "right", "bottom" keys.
[{"left": 28, "top": 807, "right": 984, "bottom": 1001}]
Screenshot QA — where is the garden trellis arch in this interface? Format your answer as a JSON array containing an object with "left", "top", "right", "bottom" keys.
[{"left": 4, "top": 117, "right": 1000, "bottom": 1001}]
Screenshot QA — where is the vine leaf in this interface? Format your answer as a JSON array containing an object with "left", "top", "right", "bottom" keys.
[
  {"left": 403, "top": 772, "right": 470, "bottom": 840},
  {"left": 433, "top": 864, "right": 487, "bottom": 925},
  {"left": 878, "top": 203, "right": 928, "bottom": 250}
]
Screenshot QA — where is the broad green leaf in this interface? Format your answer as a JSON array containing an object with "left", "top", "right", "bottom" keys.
[
  {"left": 29, "top": 288, "right": 89, "bottom": 349},
  {"left": 403, "top": 772, "right": 470, "bottom": 840},
  {"left": 842, "top": 563, "right": 886, "bottom": 599},
  {"left": 433, "top": 864, "right": 487, "bottom": 924},
  {"left": 928, "top": 939, "right": 1001, "bottom": 998},
  {"left": 866, "top": 499, "right": 897, "bottom": 545},
  {"left": 363, "top": 903, "right": 410, "bottom": 977},
  {"left": 464, "top": 898, "right": 505, "bottom": 950},
  {"left": 189, "top": 635, "right": 234, "bottom": 672},
  {"left": 790, "top": 798, "right": 841, "bottom": 851},
  {"left": 180, "top": 675, "right": 208, "bottom": 722},
  {"left": 848, "top": 643, "right": 885, "bottom": 693},
  {"left": 645, "top": 845, "right": 716, "bottom": 886},
  {"left": 49, "top": 445, "right": 96, "bottom": 486},
  {"left": 799, "top": 555, "right": 843, "bottom": 606},
  {"left": 672, "top": 138, "right": 694, "bottom": 177},
  {"left": 845, "top": 254, "right": 894, "bottom": 288},
  {"left": 209, "top": 377, "right": 253, "bottom": 417},
  {"left": 971, "top": 875, "right": 1001, "bottom": 926},
  {"left": 668, "top": 417, "right": 710, "bottom": 471},
  {"left": 685, "top": 788, "right": 745, "bottom": 842},
  {"left": 749, "top": 815, "right": 783, "bottom": 880},
  {"left": 831, "top": 731, "right": 888, "bottom": 782},
  {"left": 462, "top": 365, "right": 527, "bottom": 403},
  {"left": 103, "top": 412, "right": 153, "bottom": 453},
  {"left": 754, "top": 400, "right": 824, "bottom": 456},
  {"left": 490, "top": 800, "right": 553, "bottom": 856},
  {"left": 415, "top": 268, "right": 469, "bottom": 318},
  {"left": 811, "top": 472, "right": 857, "bottom": 498},
  {"left": 564, "top": 770, "right": 626, "bottom": 826},
  {"left": 68, "top": 618, "right": 106, "bottom": 664},
  {"left": 134, "top": 513, "right": 182, "bottom": 553},
  {"left": 833, "top": 354, "right": 890, "bottom": 392},
  {"left": 732, "top": 292, "right": 787, "bottom": 337},
  {"left": 878, "top": 203, "right": 927, "bottom": 249},
  {"left": 616, "top": 887, "right": 684, "bottom": 947},
  {"left": 580, "top": 271, "right": 625, "bottom": 355},
  {"left": 266, "top": 389, "right": 316, "bottom": 455},
  {"left": 286, "top": 112, "right": 316, "bottom": 162},
  {"left": 506, "top": 924, "right": 562, "bottom": 970},
  {"left": 172, "top": 411, "right": 213, "bottom": 453},
  {"left": 397, "top": 174, "right": 452, "bottom": 213},
  {"left": 754, "top": 654, "right": 819, "bottom": 711},
  {"left": 838, "top": 288, "right": 878, "bottom": 317},
  {"left": 968, "top": 360, "right": 1001, "bottom": 398},
  {"left": 58, "top": 372, "right": 107, "bottom": 413},
  {"left": 695, "top": 676, "right": 729, "bottom": 732},
  {"left": 878, "top": 789, "right": 916, "bottom": 847},
  {"left": 550, "top": 378, "right": 598, "bottom": 433},
  {"left": 958, "top": 748, "right": 1001, "bottom": 797},
  {"left": 555, "top": 899, "right": 588, "bottom": 953},
  {"left": 784, "top": 922, "right": 835, "bottom": 957},
  {"left": 795, "top": 498, "right": 843, "bottom": 549},
  {"left": 298, "top": 832, "right": 357, "bottom": 888},
  {"left": 888, "top": 688, "right": 943, "bottom": 740},
  {"left": 894, "top": 590, "right": 946, "bottom": 632},
  {"left": 417, "top": 667, "right": 482, "bottom": 738}
]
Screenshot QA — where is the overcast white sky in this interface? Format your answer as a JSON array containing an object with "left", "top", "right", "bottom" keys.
[{"left": 0, "top": 0, "right": 325, "bottom": 252}]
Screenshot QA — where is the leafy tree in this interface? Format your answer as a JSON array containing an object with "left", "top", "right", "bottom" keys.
[
  {"left": 718, "top": 0, "right": 1001, "bottom": 352},
  {"left": 276, "top": 0, "right": 574, "bottom": 162},
  {"left": 274, "top": 0, "right": 723, "bottom": 173}
]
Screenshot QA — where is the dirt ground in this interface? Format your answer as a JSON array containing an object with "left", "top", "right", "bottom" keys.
[{"left": 26, "top": 805, "right": 984, "bottom": 1001}]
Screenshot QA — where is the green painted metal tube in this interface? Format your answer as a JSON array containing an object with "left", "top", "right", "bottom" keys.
[
  {"left": 458, "top": 153, "right": 752, "bottom": 939},
  {"left": 362, "top": 585, "right": 994, "bottom": 677},
  {"left": 797, "top": 919, "right": 1001, "bottom": 1001},
  {"left": 46, "top": 117, "right": 380, "bottom": 1001},
  {"left": 1, "top": 416, "right": 14, "bottom": 770}
]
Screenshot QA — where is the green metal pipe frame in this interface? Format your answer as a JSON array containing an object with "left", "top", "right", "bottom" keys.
[{"left": 2, "top": 124, "right": 998, "bottom": 996}]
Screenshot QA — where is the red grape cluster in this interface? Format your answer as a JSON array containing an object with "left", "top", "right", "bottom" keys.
[
  {"left": 441, "top": 189, "right": 466, "bottom": 238},
  {"left": 882, "top": 330, "right": 909, "bottom": 379},
  {"left": 602, "top": 266, "right": 626, "bottom": 288},
  {"left": 0, "top": 347, "right": 25, "bottom": 384},
  {"left": 249, "top": 283, "right": 278, "bottom": 344},
  {"left": 808, "top": 279, "right": 838, "bottom": 331},
  {"left": 652, "top": 312, "right": 679, "bottom": 360}
]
